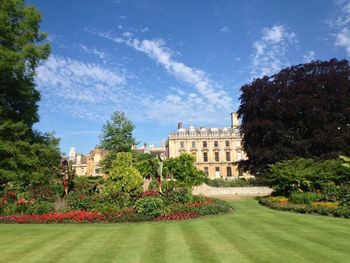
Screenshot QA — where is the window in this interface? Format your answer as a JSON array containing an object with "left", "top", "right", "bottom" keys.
[
  {"left": 215, "top": 167, "right": 220, "bottom": 178},
  {"left": 204, "top": 167, "right": 209, "bottom": 177},
  {"left": 214, "top": 141, "right": 219, "bottom": 147},
  {"left": 225, "top": 140, "right": 230, "bottom": 147},
  {"left": 227, "top": 167, "right": 232, "bottom": 177},
  {"left": 203, "top": 141, "right": 207, "bottom": 148},
  {"left": 191, "top": 141, "right": 196, "bottom": 148},
  {"left": 203, "top": 152, "right": 208, "bottom": 162},
  {"left": 215, "top": 152, "right": 219, "bottom": 162},
  {"left": 180, "top": 141, "right": 184, "bottom": 148},
  {"left": 226, "top": 152, "right": 231, "bottom": 161},
  {"left": 95, "top": 168, "right": 100, "bottom": 175}
]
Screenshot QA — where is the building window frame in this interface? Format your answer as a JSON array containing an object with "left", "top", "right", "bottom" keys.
[
  {"left": 226, "top": 151, "right": 231, "bottom": 162},
  {"left": 215, "top": 152, "right": 219, "bottom": 162},
  {"left": 203, "top": 152, "right": 208, "bottom": 162}
]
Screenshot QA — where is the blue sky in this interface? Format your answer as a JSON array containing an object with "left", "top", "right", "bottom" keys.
[{"left": 29, "top": 0, "right": 350, "bottom": 154}]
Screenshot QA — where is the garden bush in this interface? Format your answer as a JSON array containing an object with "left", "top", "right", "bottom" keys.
[
  {"left": 133, "top": 196, "right": 166, "bottom": 217},
  {"left": 66, "top": 191, "right": 94, "bottom": 211},
  {"left": 164, "top": 187, "right": 192, "bottom": 205},
  {"left": 266, "top": 158, "right": 350, "bottom": 195},
  {"left": 205, "top": 178, "right": 250, "bottom": 187},
  {"left": 288, "top": 192, "right": 322, "bottom": 205},
  {"left": 321, "top": 183, "right": 350, "bottom": 206},
  {"left": 26, "top": 202, "right": 54, "bottom": 215}
]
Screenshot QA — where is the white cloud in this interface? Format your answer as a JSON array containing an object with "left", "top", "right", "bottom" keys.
[
  {"left": 303, "top": 50, "right": 316, "bottom": 62},
  {"left": 220, "top": 26, "right": 230, "bottom": 33},
  {"left": 36, "top": 55, "right": 134, "bottom": 121},
  {"left": 98, "top": 32, "right": 234, "bottom": 124},
  {"left": 79, "top": 44, "right": 108, "bottom": 60},
  {"left": 251, "top": 25, "right": 297, "bottom": 78},
  {"left": 333, "top": 1, "right": 350, "bottom": 56},
  {"left": 128, "top": 38, "right": 232, "bottom": 110}
]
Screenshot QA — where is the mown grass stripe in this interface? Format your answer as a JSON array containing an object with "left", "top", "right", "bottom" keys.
[
  {"left": 179, "top": 220, "right": 220, "bottom": 263},
  {"left": 0, "top": 225, "right": 69, "bottom": 263},
  {"left": 230, "top": 202, "right": 349, "bottom": 262}
]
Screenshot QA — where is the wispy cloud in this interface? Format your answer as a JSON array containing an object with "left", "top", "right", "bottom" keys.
[
  {"left": 251, "top": 25, "right": 297, "bottom": 78},
  {"left": 220, "top": 26, "right": 230, "bottom": 33},
  {"left": 332, "top": 1, "right": 350, "bottom": 55},
  {"left": 36, "top": 55, "right": 135, "bottom": 121},
  {"left": 79, "top": 44, "right": 108, "bottom": 60},
  {"left": 303, "top": 50, "right": 315, "bottom": 62},
  {"left": 98, "top": 32, "right": 234, "bottom": 124}
]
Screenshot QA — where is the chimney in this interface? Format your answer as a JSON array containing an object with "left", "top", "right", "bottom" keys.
[
  {"left": 231, "top": 112, "right": 239, "bottom": 128},
  {"left": 178, "top": 122, "right": 183, "bottom": 130}
]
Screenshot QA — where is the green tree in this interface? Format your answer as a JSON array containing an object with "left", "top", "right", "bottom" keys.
[
  {"left": 0, "top": 0, "right": 50, "bottom": 126},
  {"left": 0, "top": 0, "right": 61, "bottom": 191},
  {"left": 100, "top": 111, "right": 137, "bottom": 171},
  {"left": 164, "top": 154, "right": 205, "bottom": 187},
  {"left": 105, "top": 152, "right": 143, "bottom": 195},
  {"left": 133, "top": 152, "right": 159, "bottom": 179}
]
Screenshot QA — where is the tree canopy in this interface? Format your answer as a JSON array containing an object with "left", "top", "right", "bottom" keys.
[
  {"left": 100, "top": 111, "right": 137, "bottom": 171},
  {"left": 0, "top": 0, "right": 50, "bottom": 126},
  {"left": 238, "top": 59, "right": 350, "bottom": 174},
  {"left": 0, "top": 0, "right": 60, "bottom": 191},
  {"left": 164, "top": 154, "right": 205, "bottom": 187}
]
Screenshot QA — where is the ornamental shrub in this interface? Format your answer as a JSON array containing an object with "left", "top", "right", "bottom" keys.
[
  {"left": 133, "top": 196, "right": 166, "bottom": 217},
  {"left": 26, "top": 202, "right": 54, "bottom": 215},
  {"left": 105, "top": 153, "right": 143, "bottom": 197},
  {"left": 66, "top": 191, "right": 94, "bottom": 211},
  {"left": 205, "top": 178, "right": 250, "bottom": 187},
  {"left": 288, "top": 192, "right": 322, "bottom": 205},
  {"left": 164, "top": 187, "right": 192, "bottom": 205}
]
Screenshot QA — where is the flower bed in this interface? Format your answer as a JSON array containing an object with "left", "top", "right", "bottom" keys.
[
  {"left": 259, "top": 196, "right": 350, "bottom": 219},
  {"left": 0, "top": 196, "right": 232, "bottom": 224}
]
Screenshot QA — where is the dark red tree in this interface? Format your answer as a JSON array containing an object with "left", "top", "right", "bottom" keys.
[{"left": 238, "top": 59, "right": 350, "bottom": 174}]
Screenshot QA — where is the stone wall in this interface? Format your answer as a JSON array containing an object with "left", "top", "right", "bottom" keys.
[{"left": 192, "top": 183, "right": 273, "bottom": 196}]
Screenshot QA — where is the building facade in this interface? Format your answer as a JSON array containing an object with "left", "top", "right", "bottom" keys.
[
  {"left": 69, "top": 146, "right": 107, "bottom": 177},
  {"left": 166, "top": 113, "right": 247, "bottom": 179}
]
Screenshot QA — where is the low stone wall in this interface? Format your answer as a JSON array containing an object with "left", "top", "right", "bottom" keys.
[{"left": 192, "top": 183, "right": 273, "bottom": 196}]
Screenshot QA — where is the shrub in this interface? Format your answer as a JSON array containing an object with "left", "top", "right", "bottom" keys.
[
  {"left": 66, "top": 192, "right": 94, "bottom": 211},
  {"left": 133, "top": 197, "right": 166, "bottom": 217},
  {"left": 288, "top": 192, "right": 322, "bottom": 205},
  {"left": 205, "top": 178, "right": 250, "bottom": 187},
  {"left": 27, "top": 202, "right": 54, "bottom": 214},
  {"left": 192, "top": 199, "right": 231, "bottom": 216},
  {"left": 105, "top": 152, "right": 143, "bottom": 199},
  {"left": 164, "top": 187, "right": 192, "bottom": 204},
  {"left": 321, "top": 183, "right": 350, "bottom": 206},
  {"left": 266, "top": 158, "right": 350, "bottom": 195}
]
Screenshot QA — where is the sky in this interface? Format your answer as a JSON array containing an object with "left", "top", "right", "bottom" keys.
[{"left": 28, "top": 0, "right": 350, "bottom": 155}]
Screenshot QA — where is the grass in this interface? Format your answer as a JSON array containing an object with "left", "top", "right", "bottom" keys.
[{"left": 1, "top": 196, "right": 350, "bottom": 263}]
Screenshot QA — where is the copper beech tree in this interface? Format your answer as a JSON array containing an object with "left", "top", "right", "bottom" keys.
[{"left": 238, "top": 59, "right": 350, "bottom": 175}]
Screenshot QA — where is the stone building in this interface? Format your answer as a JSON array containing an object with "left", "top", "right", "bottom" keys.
[
  {"left": 69, "top": 146, "right": 107, "bottom": 177},
  {"left": 166, "top": 113, "right": 247, "bottom": 179}
]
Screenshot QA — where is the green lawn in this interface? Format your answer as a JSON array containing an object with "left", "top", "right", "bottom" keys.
[{"left": 1, "top": 197, "right": 350, "bottom": 263}]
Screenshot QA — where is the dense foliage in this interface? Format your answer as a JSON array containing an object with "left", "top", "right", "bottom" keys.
[
  {"left": 104, "top": 152, "right": 143, "bottom": 204},
  {"left": 100, "top": 112, "right": 137, "bottom": 171},
  {"left": 164, "top": 154, "right": 205, "bottom": 187},
  {"left": 133, "top": 152, "right": 159, "bottom": 179},
  {"left": 238, "top": 59, "right": 350, "bottom": 174},
  {"left": 266, "top": 158, "right": 350, "bottom": 195},
  {"left": 0, "top": 0, "right": 61, "bottom": 191}
]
